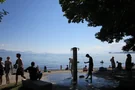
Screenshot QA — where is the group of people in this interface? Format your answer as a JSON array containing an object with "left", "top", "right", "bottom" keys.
[
  {"left": 68, "top": 53, "right": 134, "bottom": 80},
  {"left": 0, "top": 56, "right": 12, "bottom": 85},
  {"left": 110, "top": 54, "right": 134, "bottom": 79},
  {"left": 68, "top": 54, "right": 93, "bottom": 80},
  {"left": 0, "top": 53, "right": 43, "bottom": 85},
  {"left": 1, "top": 52, "right": 133, "bottom": 85}
]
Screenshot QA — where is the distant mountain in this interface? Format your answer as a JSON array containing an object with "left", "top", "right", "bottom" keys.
[
  {"left": 109, "top": 51, "right": 135, "bottom": 54},
  {"left": 0, "top": 49, "right": 40, "bottom": 54},
  {"left": 0, "top": 49, "right": 72, "bottom": 56},
  {"left": 0, "top": 49, "right": 8, "bottom": 52}
]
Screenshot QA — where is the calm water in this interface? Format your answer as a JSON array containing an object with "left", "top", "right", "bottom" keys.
[{"left": 0, "top": 51, "right": 135, "bottom": 70}]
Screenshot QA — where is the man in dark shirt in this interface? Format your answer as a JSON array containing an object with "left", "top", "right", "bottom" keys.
[
  {"left": 25, "top": 62, "right": 38, "bottom": 80},
  {"left": 84, "top": 54, "right": 93, "bottom": 79}
]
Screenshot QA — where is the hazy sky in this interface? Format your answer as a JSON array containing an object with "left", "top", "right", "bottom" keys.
[{"left": 0, "top": 0, "right": 125, "bottom": 54}]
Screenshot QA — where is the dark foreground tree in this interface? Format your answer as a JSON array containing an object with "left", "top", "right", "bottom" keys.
[
  {"left": 59, "top": 0, "right": 135, "bottom": 51},
  {"left": 0, "top": 0, "right": 8, "bottom": 22}
]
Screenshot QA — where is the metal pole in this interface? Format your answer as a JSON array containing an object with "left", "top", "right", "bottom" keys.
[{"left": 72, "top": 47, "right": 78, "bottom": 85}]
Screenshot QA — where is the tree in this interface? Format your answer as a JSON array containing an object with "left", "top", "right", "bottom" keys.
[
  {"left": 0, "top": 0, "right": 8, "bottom": 22},
  {"left": 59, "top": 0, "right": 135, "bottom": 51}
]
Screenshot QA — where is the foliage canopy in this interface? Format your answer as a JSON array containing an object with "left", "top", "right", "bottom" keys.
[
  {"left": 0, "top": 0, "right": 8, "bottom": 22},
  {"left": 59, "top": 0, "right": 135, "bottom": 51}
]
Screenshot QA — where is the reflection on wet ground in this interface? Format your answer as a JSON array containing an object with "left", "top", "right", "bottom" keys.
[{"left": 44, "top": 72, "right": 119, "bottom": 90}]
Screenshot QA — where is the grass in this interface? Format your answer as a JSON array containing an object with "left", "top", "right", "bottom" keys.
[
  {"left": 0, "top": 82, "right": 24, "bottom": 90},
  {"left": 0, "top": 83, "right": 70, "bottom": 90}
]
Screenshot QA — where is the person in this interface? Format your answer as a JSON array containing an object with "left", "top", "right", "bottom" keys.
[
  {"left": 4, "top": 56, "right": 12, "bottom": 84},
  {"left": 100, "top": 60, "right": 104, "bottom": 67},
  {"left": 65, "top": 65, "right": 69, "bottom": 70},
  {"left": 25, "top": 62, "right": 41, "bottom": 80},
  {"left": 69, "top": 58, "right": 73, "bottom": 76},
  {"left": 1, "top": 59, "right": 4, "bottom": 69},
  {"left": 60, "top": 65, "right": 62, "bottom": 70},
  {"left": 116, "top": 61, "right": 122, "bottom": 71},
  {"left": 14, "top": 53, "right": 26, "bottom": 85},
  {"left": 84, "top": 54, "right": 93, "bottom": 79},
  {"left": 0, "top": 57, "right": 4, "bottom": 85},
  {"left": 125, "top": 54, "right": 134, "bottom": 79},
  {"left": 110, "top": 56, "right": 116, "bottom": 73},
  {"left": 83, "top": 65, "right": 88, "bottom": 72},
  {"left": 36, "top": 65, "right": 42, "bottom": 80},
  {"left": 69, "top": 58, "right": 79, "bottom": 76},
  {"left": 44, "top": 66, "right": 47, "bottom": 72}
]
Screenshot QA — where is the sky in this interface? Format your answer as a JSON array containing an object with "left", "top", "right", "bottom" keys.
[{"left": 0, "top": 0, "right": 125, "bottom": 54}]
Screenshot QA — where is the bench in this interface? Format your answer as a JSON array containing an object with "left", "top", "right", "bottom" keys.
[{"left": 22, "top": 79, "right": 52, "bottom": 90}]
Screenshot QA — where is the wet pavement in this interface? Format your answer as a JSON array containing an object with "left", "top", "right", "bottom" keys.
[{"left": 44, "top": 72, "right": 119, "bottom": 90}]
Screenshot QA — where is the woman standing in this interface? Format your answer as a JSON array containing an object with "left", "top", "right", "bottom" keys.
[
  {"left": 5, "top": 56, "right": 12, "bottom": 84},
  {"left": 110, "top": 56, "right": 116, "bottom": 73},
  {"left": 0, "top": 57, "right": 4, "bottom": 85}
]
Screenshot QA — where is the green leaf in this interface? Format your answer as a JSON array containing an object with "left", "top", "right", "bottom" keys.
[{"left": 0, "top": 0, "right": 5, "bottom": 3}]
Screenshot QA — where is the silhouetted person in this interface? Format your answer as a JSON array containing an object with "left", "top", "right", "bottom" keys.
[
  {"left": 25, "top": 62, "right": 39, "bottom": 80},
  {"left": 36, "top": 65, "right": 42, "bottom": 80},
  {"left": 60, "top": 65, "right": 62, "bottom": 70},
  {"left": 83, "top": 65, "right": 88, "bottom": 72},
  {"left": 44, "top": 66, "right": 47, "bottom": 72},
  {"left": 125, "top": 54, "right": 133, "bottom": 79},
  {"left": 100, "top": 60, "right": 104, "bottom": 67},
  {"left": 65, "top": 65, "right": 69, "bottom": 70},
  {"left": 110, "top": 56, "right": 116, "bottom": 73},
  {"left": 4, "top": 56, "right": 12, "bottom": 84},
  {"left": 69, "top": 58, "right": 73, "bottom": 76},
  {"left": 84, "top": 54, "right": 93, "bottom": 79},
  {"left": 0, "top": 57, "right": 4, "bottom": 85},
  {"left": 116, "top": 61, "right": 122, "bottom": 71},
  {"left": 14, "top": 53, "right": 26, "bottom": 85}
]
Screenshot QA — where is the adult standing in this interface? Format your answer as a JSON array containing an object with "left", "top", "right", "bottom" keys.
[
  {"left": 84, "top": 54, "right": 93, "bottom": 79},
  {"left": 60, "top": 65, "right": 62, "bottom": 70},
  {"left": 125, "top": 54, "right": 133, "bottom": 79},
  {"left": 14, "top": 53, "right": 26, "bottom": 85},
  {"left": 0, "top": 57, "right": 4, "bottom": 85},
  {"left": 44, "top": 66, "right": 47, "bottom": 72},
  {"left": 4, "top": 56, "right": 12, "bottom": 84},
  {"left": 69, "top": 58, "right": 73, "bottom": 77},
  {"left": 110, "top": 56, "right": 116, "bottom": 73}
]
